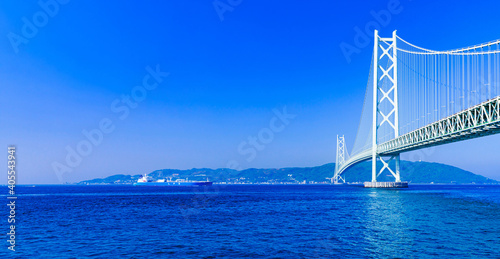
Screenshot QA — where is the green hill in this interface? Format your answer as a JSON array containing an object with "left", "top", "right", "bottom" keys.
[{"left": 78, "top": 161, "right": 498, "bottom": 184}]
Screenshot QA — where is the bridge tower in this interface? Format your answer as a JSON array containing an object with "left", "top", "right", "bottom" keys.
[
  {"left": 333, "top": 135, "right": 346, "bottom": 184},
  {"left": 371, "top": 30, "right": 401, "bottom": 183}
]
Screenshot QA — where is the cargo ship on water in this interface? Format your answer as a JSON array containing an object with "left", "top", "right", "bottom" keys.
[{"left": 133, "top": 174, "right": 213, "bottom": 186}]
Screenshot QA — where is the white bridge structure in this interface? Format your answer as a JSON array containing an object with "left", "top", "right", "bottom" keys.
[{"left": 334, "top": 30, "right": 500, "bottom": 184}]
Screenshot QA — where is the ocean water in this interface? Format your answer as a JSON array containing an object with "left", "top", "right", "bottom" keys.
[{"left": 1, "top": 184, "right": 500, "bottom": 258}]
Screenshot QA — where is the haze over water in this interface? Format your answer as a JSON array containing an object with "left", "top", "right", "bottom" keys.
[{"left": 3, "top": 184, "right": 499, "bottom": 258}]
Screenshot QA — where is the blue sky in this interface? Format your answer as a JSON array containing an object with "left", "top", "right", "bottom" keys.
[{"left": 1, "top": 0, "right": 500, "bottom": 184}]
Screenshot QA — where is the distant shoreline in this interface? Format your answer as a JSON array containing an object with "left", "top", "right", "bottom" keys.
[
  {"left": 6, "top": 182, "right": 498, "bottom": 186},
  {"left": 73, "top": 161, "right": 499, "bottom": 186}
]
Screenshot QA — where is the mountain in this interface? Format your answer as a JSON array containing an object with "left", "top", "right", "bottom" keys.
[{"left": 77, "top": 161, "right": 498, "bottom": 184}]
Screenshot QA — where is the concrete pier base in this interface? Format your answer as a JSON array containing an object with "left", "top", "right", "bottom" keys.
[{"left": 363, "top": 182, "right": 408, "bottom": 188}]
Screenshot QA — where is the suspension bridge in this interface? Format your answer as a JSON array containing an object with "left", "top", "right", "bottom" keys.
[{"left": 334, "top": 30, "right": 500, "bottom": 187}]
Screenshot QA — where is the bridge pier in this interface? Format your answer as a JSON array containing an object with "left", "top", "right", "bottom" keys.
[{"left": 364, "top": 181, "right": 408, "bottom": 188}]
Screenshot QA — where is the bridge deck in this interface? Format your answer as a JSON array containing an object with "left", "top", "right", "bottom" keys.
[{"left": 336, "top": 96, "right": 500, "bottom": 177}]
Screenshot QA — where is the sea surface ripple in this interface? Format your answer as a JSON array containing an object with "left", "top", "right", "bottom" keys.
[{"left": 1, "top": 184, "right": 499, "bottom": 258}]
